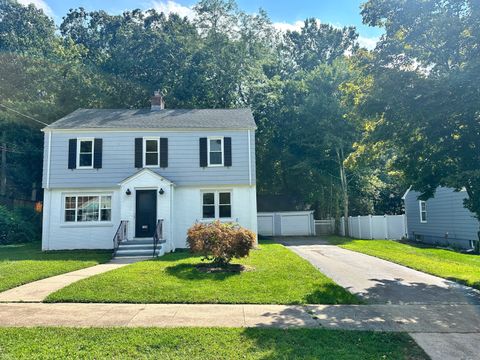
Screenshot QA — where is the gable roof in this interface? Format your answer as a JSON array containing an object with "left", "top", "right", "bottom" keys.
[
  {"left": 45, "top": 108, "right": 256, "bottom": 130},
  {"left": 119, "top": 168, "right": 174, "bottom": 186}
]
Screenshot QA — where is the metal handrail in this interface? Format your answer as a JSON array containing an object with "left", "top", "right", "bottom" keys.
[
  {"left": 113, "top": 220, "right": 128, "bottom": 256},
  {"left": 153, "top": 219, "right": 164, "bottom": 257}
]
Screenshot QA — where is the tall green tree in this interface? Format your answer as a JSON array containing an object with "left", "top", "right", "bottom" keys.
[{"left": 360, "top": 0, "right": 480, "bottom": 243}]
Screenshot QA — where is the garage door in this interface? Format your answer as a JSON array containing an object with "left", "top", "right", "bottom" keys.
[
  {"left": 257, "top": 214, "right": 274, "bottom": 236},
  {"left": 280, "top": 214, "right": 311, "bottom": 236}
]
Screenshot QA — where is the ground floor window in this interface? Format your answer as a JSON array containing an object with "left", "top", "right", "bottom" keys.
[
  {"left": 419, "top": 200, "right": 427, "bottom": 223},
  {"left": 64, "top": 195, "right": 112, "bottom": 222},
  {"left": 202, "top": 191, "right": 232, "bottom": 219}
]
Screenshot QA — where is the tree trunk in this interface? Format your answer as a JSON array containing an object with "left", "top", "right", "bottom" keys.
[
  {"left": 336, "top": 146, "right": 349, "bottom": 237},
  {"left": 0, "top": 132, "right": 6, "bottom": 197}
]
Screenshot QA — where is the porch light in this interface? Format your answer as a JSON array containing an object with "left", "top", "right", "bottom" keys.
[
  {"left": 126, "top": 189, "right": 131, "bottom": 196},
  {"left": 159, "top": 188, "right": 165, "bottom": 195}
]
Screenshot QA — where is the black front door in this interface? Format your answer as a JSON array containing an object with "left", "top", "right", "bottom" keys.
[{"left": 135, "top": 190, "right": 157, "bottom": 238}]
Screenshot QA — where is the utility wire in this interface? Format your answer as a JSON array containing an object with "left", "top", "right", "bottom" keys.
[{"left": 0, "top": 103, "right": 49, "bottom": 126}]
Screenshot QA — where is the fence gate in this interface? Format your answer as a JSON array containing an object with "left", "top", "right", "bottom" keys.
[{"left": 315, "top": 219, "right": 335, "bottom": 235}]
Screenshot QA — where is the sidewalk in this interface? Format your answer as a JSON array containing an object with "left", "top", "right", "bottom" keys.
[{"left": 0, "top": 302, "right": 479, "bottom": 332}]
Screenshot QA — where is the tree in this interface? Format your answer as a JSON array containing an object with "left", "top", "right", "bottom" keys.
[
  {"left": 360, "top": 0, "right": 480, "bottom": 247},
  {"left": 284, "top": 18, "right": 358, "bottom": 71}
]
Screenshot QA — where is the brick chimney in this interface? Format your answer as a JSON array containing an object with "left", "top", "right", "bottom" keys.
[{"left": 150, "top": 90, "right": 165, "bottom": 110}]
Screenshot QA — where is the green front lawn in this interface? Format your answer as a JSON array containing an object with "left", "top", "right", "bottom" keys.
[
  {"left": 47, "top": 241, "right": 359, "bottom": 304},
  {"left": 0, "top": 327, "right": 427, "bottom": 360},
  {"left": 327, "top": 236, "right": 480, "bottom": 289},
  {"left": 0, "top": 242, "right": 112, "bottom": 292}
]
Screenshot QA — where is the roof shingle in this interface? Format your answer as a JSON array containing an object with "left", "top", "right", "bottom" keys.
[{"left": 45, "top": 108, "right": 256, "bottom": 130}]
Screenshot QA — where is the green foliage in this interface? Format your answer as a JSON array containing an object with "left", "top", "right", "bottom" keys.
[
  {"left": 186, "top": 220, "right": 256, "bottom": 265},
  {"left": 358, "top": 0, "right": 480, "bottom": 224},
  {"left": 46, "top": 242, "right": 360, "bottom": 304},
  {"left": 0, "top": 205, "right": 38, "bottom": 244},
  {"left": 0, "top": 242, "right": 111, "bottom": 292},
  {"left": 6, "top": 0, "right": 477, "bottom": 223},
  {"left": 0, "top": 328, "right": 427, "bottom": 360}
]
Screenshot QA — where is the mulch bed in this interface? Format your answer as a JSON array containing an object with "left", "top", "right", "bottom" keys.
[{"left": 195, "top": 263, "right": 255, "bottom": 273}]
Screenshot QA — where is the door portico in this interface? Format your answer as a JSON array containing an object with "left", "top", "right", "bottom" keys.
[{"left": 119, "top": 169, "right": 174, "bottom": 251}]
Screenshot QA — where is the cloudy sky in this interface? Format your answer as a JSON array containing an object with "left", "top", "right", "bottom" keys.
[{"left": 18, "top": 0, "right": 382, "bottom": 49}]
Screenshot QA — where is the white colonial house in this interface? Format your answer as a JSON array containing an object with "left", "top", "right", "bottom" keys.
[{"left": 41, "top": 92, "right": 257, "bottom": 258}]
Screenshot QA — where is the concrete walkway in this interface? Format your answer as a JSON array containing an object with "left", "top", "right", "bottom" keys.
[
  {"left": 0, "top": 263, "right": 128, "bottom": 302},
  {"left": 0, "top": 302, "right": 479, "bottom": 332},
  {"left": 279, "top": 238, "right": 480, "bottom": 360}
]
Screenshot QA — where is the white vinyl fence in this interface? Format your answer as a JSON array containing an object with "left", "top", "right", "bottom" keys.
[
  {"left": 258, "top": 211, "right": 315, "bottom": 237},
  {"left": 340, "top": 215, "right": 407, "bottom": 240}
]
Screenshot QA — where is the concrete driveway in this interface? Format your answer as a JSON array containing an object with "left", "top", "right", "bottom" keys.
[
  {"left": 279, "top": 237, "right": 480, "bottom": 305},
  {"left": 278, "top": 237, "right": 480, "bottom": 360}
]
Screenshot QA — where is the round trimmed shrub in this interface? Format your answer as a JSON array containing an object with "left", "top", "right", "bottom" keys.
[{"left": 186, "top": 221, "right": 256, "bottom": 265}]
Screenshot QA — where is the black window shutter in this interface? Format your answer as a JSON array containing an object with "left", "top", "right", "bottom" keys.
[
  {"left": 160, "top": 138, "right": 168, "bottom": 168},
  {"left": 93, "top": 138, "right": 103, "bottom": 169},
  {"left": 199, "top": 138, "right": 207, "bottom": 167},
  {"left": 224, "top": 137, "right": 232, "bottom": 167},
  {"left": 135, "top": 138, "right": 143, "bottom": 168},
  {"left": 68, "top": 139, "right": 77, "bottom": 169}
]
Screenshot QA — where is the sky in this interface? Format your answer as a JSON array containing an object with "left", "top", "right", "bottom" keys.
[{"left": 18, "top": 0, "right": 383, "bottom": 49}]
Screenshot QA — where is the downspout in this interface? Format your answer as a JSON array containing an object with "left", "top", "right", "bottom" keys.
[
  {"left": 46, "top": 131, "right": 52, "bottom": 189},
  {"left": 46, "top": 131, "right": 52, "bottom": 250},
  {"left": 247, "top": 130, "right": 252, "bottom": 186},
  {"left": 170, "top": 184, "right": 174, "bottom": 252}
]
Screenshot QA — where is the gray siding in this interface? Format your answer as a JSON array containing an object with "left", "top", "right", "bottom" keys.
[
  {"left": 42, "top": 129, "right": 256, "bottom": 188},
  {"left": 405, "top": 187, "right": 479, "bottom": 249}
]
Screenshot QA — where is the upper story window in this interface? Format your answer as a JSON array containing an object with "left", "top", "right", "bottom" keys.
[
  {"left": 64, "top": 194, "right": 111, "bottom": 223},
  {"left": 208, "top": 137, "right": 223, "bottom": 166},
  {"left": 202, "top": 190, "right": 232, "bottom": 219},
  {"left": 419, "top": 200, "right": 427, "bottom": 223},
  {"left": 144, "top": 138, "right": 159, "bottom": 167},
  {"left": 77, "top": 139, "right": 94, "bottom": 169}
]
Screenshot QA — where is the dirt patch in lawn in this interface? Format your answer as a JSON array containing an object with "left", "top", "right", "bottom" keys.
[{"left": 195, "top": 263, "right": 255, "bottom": 273}]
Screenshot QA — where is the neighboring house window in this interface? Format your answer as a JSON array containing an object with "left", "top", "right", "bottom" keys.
[
  {"left": 144, "top": 138, "right": 159, "bottom": 167},
  {"left": 208, "top": 137, "right": 223, "bottom": 166},
  {"left": 64, "top": 195, "right": 112, "bottom": 223},
  {"left": 202, "top": 191, "right": 232, "bottom": 219},
  {"left": 419, "top": 200, "right": 427, "bottom": 223},
  {"left": 77, "top": 139, "right": 94, "bottom": 169}
]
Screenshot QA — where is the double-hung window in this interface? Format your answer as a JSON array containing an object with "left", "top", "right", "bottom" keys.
[
  {"left": 202, "top": 191, "right": 232, "bottom": 219},
  {"left": 419, "top": 201, "right": 427, "bottom": 223},
  {"left": 77, "top": 139, "right": 94, "bottom": 169},
  {"left": 144, "top": 138, "right": 159, "bottom": 167},
  {"left": 208, "top": 137, "right": 223, "bottom": 166},
  {"left": 64, "top": 195, "right": 112, "bottom": 223}
]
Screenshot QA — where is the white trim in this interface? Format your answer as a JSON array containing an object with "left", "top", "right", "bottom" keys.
[
  {"left": 401, "top": 185, "right": 412, "bottom": 200},
  {"left": 169, "top": 183, "right": 174, "bottom": 252},
  {"left": 247, "top": 130, "right": 252, "bottom": 186},
  {"left": 118, "top": 168, "right": 174, "bottom": 186},
  {"left": 43, "top": 127, "right": 256, "bottom": 133},
  {"left": 200, "top": 189, "right": 232, "bottom": 220},
  {"left": 419, "top": 200, "right": 427, "bottom": 223},
  {"left": 207, "top": 137, "right": 224, "bottom": 167},
  {"left": 76, "top": 137, "right": 94, "bottom": 169},
  {"left": 46, "top": 131, "right": 52, "bottom": 189},
  {"left": 62, "top": 192, "right": 113, "bottom": 224},
  {"left": 142, "top": 137, "right": 160, "bottom": 168}
]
